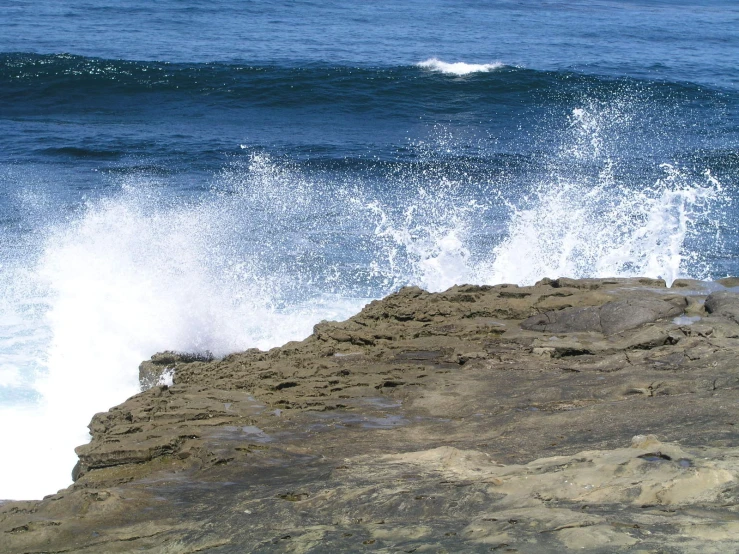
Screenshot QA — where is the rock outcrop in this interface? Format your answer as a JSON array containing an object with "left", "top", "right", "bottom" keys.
[{"left": 2, "top": 277, "right": 739, "bottom": 553}]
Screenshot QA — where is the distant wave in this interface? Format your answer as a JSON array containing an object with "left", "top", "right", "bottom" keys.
[
  {"left": 417, "top": 58, "right": 505, "bottom": 75},
  {"left": 2, "top": 54, "right": 728, "bottom": 118}
]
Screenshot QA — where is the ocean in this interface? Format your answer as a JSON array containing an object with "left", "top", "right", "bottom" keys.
[{"left": 0, "top": 0, "right": 737, "bottom": 500}]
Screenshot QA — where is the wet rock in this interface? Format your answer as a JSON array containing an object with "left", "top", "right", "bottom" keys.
[
  {"left": 521, "top": 296, "right": 687, "bottom": 335},
  {"left": 138, "top": 350, "right": 213, "bottom": 390},
  {"left": 671, "top": 278, "right": 706, "bottom": 289},
  {"left": 705, "top": 291, "right": 739, "bottom": 324},
  {"left": 716, "top": 276, "right": 739, "bottom": 288},
  {"left": 599, "top": 296, "right": 687, "bottom": 335}
]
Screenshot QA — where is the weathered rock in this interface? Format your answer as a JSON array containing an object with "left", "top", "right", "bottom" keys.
[
  {"left": 2, "top": 276, "right": 739, "bottom": 553},
  {"left": 717, "top": 276, "right": 739, "bottom": 288},
  {"left": 138, "top": 350, "right": 213, "bottom": 390},
  {"left": 521, "top": 295, "right": 687, "bottom": 335},
  {"left": 705, "top": 290, "right": 739, "bottom": 324}
]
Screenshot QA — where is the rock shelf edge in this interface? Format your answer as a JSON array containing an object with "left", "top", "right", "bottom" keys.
[{"left": 2, "top": 276, "right": 739, "bottom": 553}]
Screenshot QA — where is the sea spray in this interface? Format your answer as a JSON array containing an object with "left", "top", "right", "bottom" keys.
[
  {"left": 0, "top": 102, "right": 731, "bottom": 499},
  {"left": 485, "top": 99, "right": 730, "bottom": 286},
  {"left": 485, "top": 165, "right": 725, "bottom": 286},
  {"left": 0, "top": 177, "right": 368, "bottom": 499}
]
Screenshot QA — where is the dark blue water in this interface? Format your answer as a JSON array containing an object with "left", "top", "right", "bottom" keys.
[
  {"left": 3, "top": 1, "right": 737, "bottom": 85},
  {"left": 0, "top": 0, "right": 737, "bottom": 500}
]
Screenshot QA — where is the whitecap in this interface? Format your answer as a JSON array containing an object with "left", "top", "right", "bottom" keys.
[{"left": 417, "top": 57, "right": 504, "bottom": 75}]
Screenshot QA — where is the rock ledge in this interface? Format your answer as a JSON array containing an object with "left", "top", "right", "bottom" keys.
[{"left": 2, "top": 277, "right": 739, "bottom": 553}]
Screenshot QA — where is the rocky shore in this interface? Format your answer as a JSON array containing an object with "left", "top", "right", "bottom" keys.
[{"left": 2, "top": 277, "right": 739, "bottom": 553}]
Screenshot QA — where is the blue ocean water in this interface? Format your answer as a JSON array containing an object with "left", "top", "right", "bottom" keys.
[{"left": 0, "top": 0, "right": 737, "bottom": 499}]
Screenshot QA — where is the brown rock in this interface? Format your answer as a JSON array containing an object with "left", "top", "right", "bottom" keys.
[
  {"left": 705, "top": 290, "right": 739, "bottom": 324},
  {"left": 3, "top": 277, "right": 739, "bottom": 553}
]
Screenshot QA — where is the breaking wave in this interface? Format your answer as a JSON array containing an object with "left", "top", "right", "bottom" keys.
[
  {"left": 416, "top": 57, "right": 506, "bottom": 75},
  {"left": 0, "top": 93, "right": 733, "bottom": 500},
  {"left": 484, "top": 101, "right": 730, "bottom": 285},
  {"left": 486, "top": 164, "right": 725, "bottom": 286}
]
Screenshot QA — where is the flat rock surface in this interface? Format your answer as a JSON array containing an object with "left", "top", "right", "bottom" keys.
[{"left": 2, "top": 277, "right": 739, "bottom": 553}]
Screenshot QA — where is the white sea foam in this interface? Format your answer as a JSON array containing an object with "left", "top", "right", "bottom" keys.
[
  {"left": 358, "top": 101, "right": 728, "bottom": 290},
  {"left": 0, "top": 366, "right": 21, "bottom": 387},
  {"left": 157, "top": 368, "right": 175, "bottom": 387},
  {"left": 417, "top": 57, "right": 504, "bottom": 75},
  {"left": 0, "top": 165, "right": 367, "bottom": 500}
]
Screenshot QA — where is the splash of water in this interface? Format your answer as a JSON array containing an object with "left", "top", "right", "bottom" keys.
[
  {"left": 0, "top": 168, "right": 368, "bottom": 499},
  {"left": 0, "top": 100, "right": 730, "bottom": 499},
  {"left": 485, "top": 165, "right": 724, "bottom": 286},
  {"left": 484, "top": 101, "right": 728, "bottom": 285},
  {"left": 362, "top": 179, "right": 487, "bottom": 293}
]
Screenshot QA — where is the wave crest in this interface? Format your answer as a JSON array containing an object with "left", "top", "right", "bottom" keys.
[{"left": 417, "top": 57, "right": 505, "bottom": 75}]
